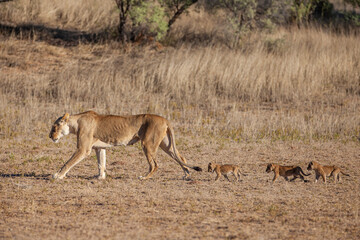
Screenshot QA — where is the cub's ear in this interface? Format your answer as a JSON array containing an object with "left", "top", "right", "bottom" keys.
[{"left": 62, "top": 113, "right": 70, "bottom": 122}]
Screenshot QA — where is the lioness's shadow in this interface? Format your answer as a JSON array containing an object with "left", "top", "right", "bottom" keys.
[{"left": 0, "top": 173, "right": 51, "bottom": 180}]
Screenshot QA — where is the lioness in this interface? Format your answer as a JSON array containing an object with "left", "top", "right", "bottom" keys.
[
  {"left": 307, "top": 161, "right": 349, "bottom": 183},
  {"left": 208, "top": 162, "right": 245, "bottom": 182},
  {"left": 49, "top": 111, "right": 202, "bottom": 180},
  {"left": 266, "top": 163, "right": 310, "bottom": 182}
]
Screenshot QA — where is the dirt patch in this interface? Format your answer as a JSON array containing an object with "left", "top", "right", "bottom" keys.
[{"left": 1, "top": 136, "right": 359, "bottom": 239}]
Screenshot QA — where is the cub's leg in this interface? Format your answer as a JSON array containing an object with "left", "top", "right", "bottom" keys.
[
  {"left": 321, "top": 173, "right": 327, "bottom": 183},
  {"left": 95, "top": 148, "right": 106, "bottom": 180},
  {"left": 333, "top": 169, "right": 342, "bottom": 183},
  {"left": 332, "top": 171, "right": 339, "bottom": 183},
  {"left": 215, "top": 170, "right": 221, "bottom": 181},
  {"left": 233, "top": 169, "right": 239, "bottom": 181},
  {"left": 299, "top": 174, "right": 306, "bottom": 182},
  {"left": 237, "top": 170, "right": 242, "bottom": 182},
  {"left": 223, "top": 174, "right": 231, "bottom": 182},
  {"left": 290, "top": 176, "right": 298, "bottom": 182},
  {"left": 272, "top": 173, "right": 279, "bottom": 182},
  {"left": 337, "top": 172, "right": 341, "bottom": 182}
]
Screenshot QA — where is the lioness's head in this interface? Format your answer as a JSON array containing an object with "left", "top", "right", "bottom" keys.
[
  {"left": 49, "top": 113, "right": 70, "bottom": 143},
  {"left": 208, "top": 162, "right": 216, "bottom": 172},
  {"left": 266, "top": 163, "right": 275, "bottom": 173}
]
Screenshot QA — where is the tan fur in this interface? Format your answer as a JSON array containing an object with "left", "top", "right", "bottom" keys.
[
  {"left": 208, "top": 162, "right": 244, "bottom": 182},
  {"left": 49, "top": 111, "right": 202, "bottom": 180},
  {"left": 307, "top": 161, "right": 349, "bottom": 183},
  {"left": 266, "top": 163, "right": 310, "bottom": 182}
]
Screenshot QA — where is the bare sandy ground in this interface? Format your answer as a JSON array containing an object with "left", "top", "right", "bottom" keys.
[{"left": 0, "top": 134, "right": 359, "bottom": 239}]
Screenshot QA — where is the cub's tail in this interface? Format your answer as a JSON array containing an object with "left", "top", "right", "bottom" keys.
[
  {"left": 300, "top": 168, "right": 311, "bottom": 176},
  {"left": 341, "top": 171, "right": 350, "bottom": 177}
]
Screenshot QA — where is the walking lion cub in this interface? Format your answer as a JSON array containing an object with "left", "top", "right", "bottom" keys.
[
  {"left": 208, "top": 162, "right": 245, "bottom": 182},
  {"left": 266, "top": 163, "right": 310, "bottom": 182},
  {"left": 307, "top": 161, "right": 350, "bottom": 183}
]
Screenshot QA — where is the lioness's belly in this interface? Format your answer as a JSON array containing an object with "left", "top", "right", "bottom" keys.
[
  {"left": 92, "top": 136, "right": 139, "bottom": 148},
  {"left": 92, "top": 140, "right": 113, "bottom": 148}
]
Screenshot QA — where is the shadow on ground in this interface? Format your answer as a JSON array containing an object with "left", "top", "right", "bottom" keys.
[
  {"left": 0, "top": 173, "right": 51, "bottom": 180},
  {"left": 0, "top": 22, "right": 114, "bottom": 46}
]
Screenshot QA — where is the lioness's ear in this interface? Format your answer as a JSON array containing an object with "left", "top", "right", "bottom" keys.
[{"left": 62, "top": 113, "right": 70, "bottom": 122}]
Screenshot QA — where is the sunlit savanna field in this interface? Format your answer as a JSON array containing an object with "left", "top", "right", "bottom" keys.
[{"left": 0, "top": 0, "right": 359, "bottom": 239}]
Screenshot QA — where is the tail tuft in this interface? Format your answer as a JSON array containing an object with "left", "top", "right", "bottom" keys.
[{"left": 193, "top": 166, "right": 202, "bottom": 172}]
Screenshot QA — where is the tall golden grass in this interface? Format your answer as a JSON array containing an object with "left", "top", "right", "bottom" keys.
[
  {"left": 0, "top": 0, "right": 359, "bottom": 141},
  {"left": 0, "top": 0, "right": 117, "bottom": 31}
]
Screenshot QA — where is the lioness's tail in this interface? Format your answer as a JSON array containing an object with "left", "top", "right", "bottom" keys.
[
  {"left": 167, "top": 126, "right": 202, "bottom": 172},
  {"left": 341, "top": 171, "right": 350, "bottom": 177},
  {"left": 300, "top": 168, "right": 311, "bottom": 176}
]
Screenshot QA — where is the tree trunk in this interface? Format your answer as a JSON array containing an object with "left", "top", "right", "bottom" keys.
[{"left": 166, "top": 0, "right": 198, "bottom": 36}]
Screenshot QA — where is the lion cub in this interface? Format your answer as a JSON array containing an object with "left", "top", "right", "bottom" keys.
[
  {"left": 307, "top": 161, "right": 350, "bottom": 183},
  {"left": 208, "top": 162, "right": 244, "bottom": 182},
  {"left": 266, "top": 163, "right": 310, "bottom": 182}
]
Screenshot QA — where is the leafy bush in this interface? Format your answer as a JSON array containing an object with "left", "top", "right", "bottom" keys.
[{"left": 129, "top": 1, "right": 168, "bottom": 40}]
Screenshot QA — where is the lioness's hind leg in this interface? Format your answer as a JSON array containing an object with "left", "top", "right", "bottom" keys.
[
  {"left": 160, "top": 140, "right": 190, "bottom": 179},
  {"left": 139, "top": 144, "right": 158, "bottom": 180}
]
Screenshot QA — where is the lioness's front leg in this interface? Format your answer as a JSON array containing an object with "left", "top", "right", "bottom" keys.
[
  {"left": 53, "top": 128, "right": 93, "bottom": 179},
  {"left": 95, "top": 148, "right": 106, "bottom": 180},
  {"left": 53, "top": 148, "right": 90, "bottom": 179}
]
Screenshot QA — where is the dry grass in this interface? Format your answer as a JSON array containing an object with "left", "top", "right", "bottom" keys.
[
  {"left": 0, "top": 0, "right": 117, "bottom": 31},
  {"left": 0, "top": 26, "right": 359, "bottom": 141}
]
